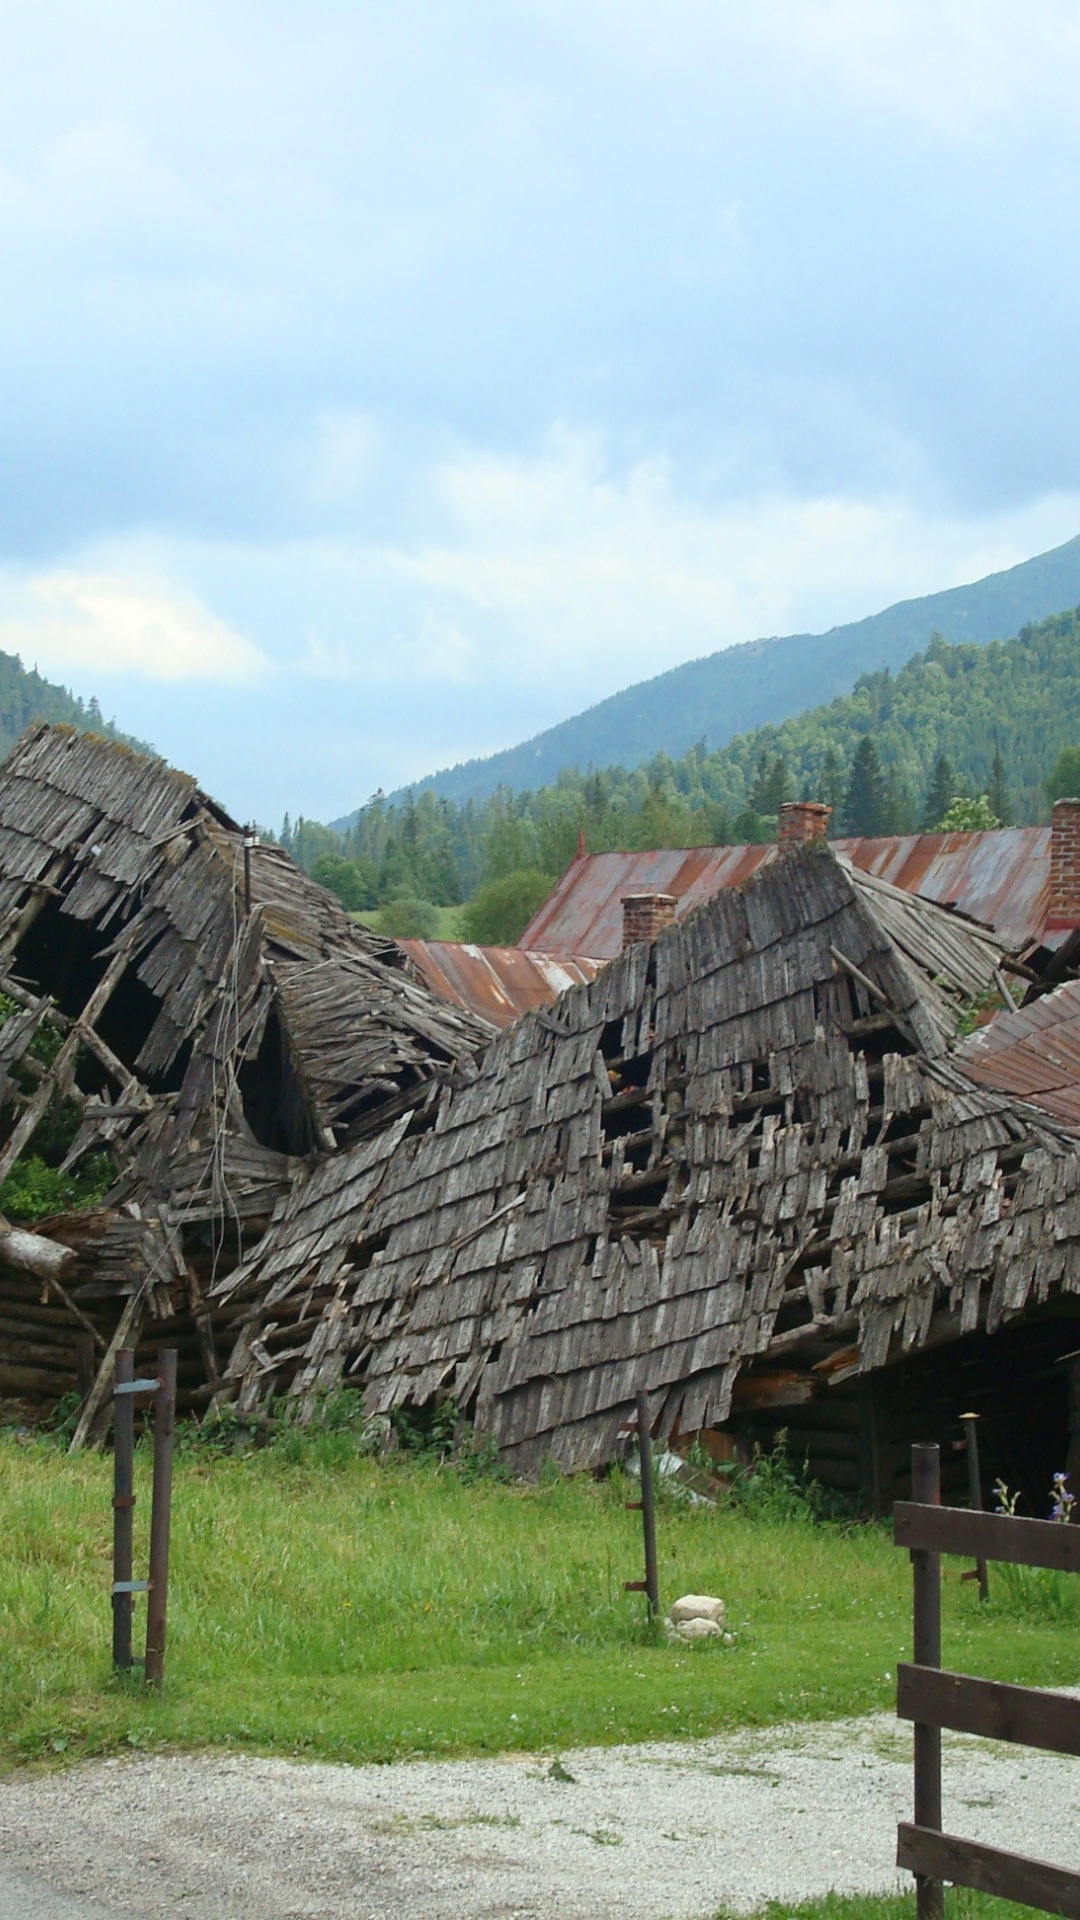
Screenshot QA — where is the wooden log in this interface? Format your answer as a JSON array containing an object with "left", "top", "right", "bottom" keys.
[
  {"left": 68, "top": 1281, "right": 150, "bottom": 1451},
  {"left": 0, "top": 1361, "right": 75, "bottom": 1393}
]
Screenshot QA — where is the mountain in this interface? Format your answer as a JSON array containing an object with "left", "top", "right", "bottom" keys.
[
  {"left": 326, "top": 608, "right": 1080, "bottom": 913},
  {"left": 0, "top": 650, "right": 146, "bottom": 761},
  {"left": 333, "top": 532, "right": 1080, "bottom": 824}
]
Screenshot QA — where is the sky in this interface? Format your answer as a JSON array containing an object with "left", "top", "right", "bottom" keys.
[{"left": 3, "top": 2, "right": 1080, "bottom": 826}]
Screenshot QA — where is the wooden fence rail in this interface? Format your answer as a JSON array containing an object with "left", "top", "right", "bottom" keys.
[{"left": 896, "top": 1443, "right": 1080, "bottom": 1920}]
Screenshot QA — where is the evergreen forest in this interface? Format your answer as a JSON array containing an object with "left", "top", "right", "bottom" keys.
[{"left": 0, "top": 649, "right": 144, "bottom": 761}]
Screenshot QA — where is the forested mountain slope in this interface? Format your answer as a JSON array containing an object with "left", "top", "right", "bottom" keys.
[
  {"left": 300, "top": 608, "right": 1080, "bottom": 921},
  {"left": 346, "top": 532, "right": 1080, "bottom": 818},
  {"left": 0, "top": 651, "right": 143, "bottom": 760}
]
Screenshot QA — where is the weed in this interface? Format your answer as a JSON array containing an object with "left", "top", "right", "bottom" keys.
[
  {"left": 713, "top": 1432, "right": 850, "bottom": 1524},
  {"left": 989, "top": 1474, "right": 1080, "bottom": 1623}
]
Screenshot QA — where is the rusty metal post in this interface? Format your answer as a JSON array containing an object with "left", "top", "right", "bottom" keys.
[
  {"left": 637, "top": 1392, "right": 659, "bottom": 1616},
  {"left": 911, "top": 1443, "right": 943, "bottom": 1920},
  {"left": 144, "top": 1348, "right": 176, "bottom": 1687},
  {"left": 624, "top": 1391, "right": 660, "bottom": 1615},
  {"left": 111, "top": 1348, "right": 136, "bottom": 1671},
  {"left": 959, "top": 1412, "right": 990, "bottom": 1602}
]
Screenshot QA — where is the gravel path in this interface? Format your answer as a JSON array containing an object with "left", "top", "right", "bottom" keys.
[{"left": 1, "top": 1716, "right": 1076, "bottom": 1920}]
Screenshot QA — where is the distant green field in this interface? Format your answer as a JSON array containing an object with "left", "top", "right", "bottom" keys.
[
  {"left": 352, "top": 905, "right": 463, "bottom": 940},
  {"left": 2, "top": 1429, "right": 1077, "bottom": 1772}
]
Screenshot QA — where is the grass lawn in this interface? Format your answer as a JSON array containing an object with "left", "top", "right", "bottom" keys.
[
  {"left": 725, "top": 1896, "right": 1049, "bottom": 1920},
  {"left": 2, "top": 1428, "right": 1078, "bottom": 1772}
]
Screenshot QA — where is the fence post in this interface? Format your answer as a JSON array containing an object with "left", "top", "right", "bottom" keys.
[
  {"left": 959, "top": 1412, "right": 990, "bottom": 1602},
  {"left": 911, "top": 1442, "right": 943, "bottom": 1920},
  {"left": 636, "top": 1391, "right": 659, "bottom": 1615},
  {"left": 111, "top": 1349, "right": 136, "bottom": 1671},
  {"left": 623, "top": 1391, "right": 660, "bottom": 1616},
  {"left": 144, "top": 1349, "right": 176, "bottom": 1687}
]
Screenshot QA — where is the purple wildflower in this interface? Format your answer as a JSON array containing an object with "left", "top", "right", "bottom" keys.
[{"left": 1050, "top": 1472, "right": 1076, "bottom": 1523}]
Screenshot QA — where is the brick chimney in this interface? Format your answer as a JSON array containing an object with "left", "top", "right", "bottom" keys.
[
  {"left": 778, "top": 801, "right": 831, "bottom": 852},
  {"left": 621, "top": 892, "right": 676, "bottom": 950},
  {"left": 1048, "top": 798, "right": 1080, "bottom": 929}
]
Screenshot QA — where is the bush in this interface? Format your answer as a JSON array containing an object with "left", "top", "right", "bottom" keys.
[
  {"left": 310, "top": 852, "right": 378, "bottom": 911},
  {"left": 0, "top": 1152, "right": 114, "bottom": 1223},
  {"left": 458, "top": 869, "right": 554, "bottom": 945},
  {"left": 935, "top": 794, "right": 1000, "bottom": 832},
  {"left": 375, "top": 896, "right": 440, "bottom": 940}
]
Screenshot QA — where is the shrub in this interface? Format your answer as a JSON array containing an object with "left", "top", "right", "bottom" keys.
[
  {"left": 935, "top": 794, "right": 1000, "bottom": 832},
  {"left": 310, "top": 852, "right": 378, "bottom": 911},
  {"left": 458, "top": 869, "right": 554, "bottom": 945},
  {"left": 0, "top": 1152, "right": 114, "bottom": 1223},
  {"left": 375, "top": 896, "right": 440, "bottom": 939}
]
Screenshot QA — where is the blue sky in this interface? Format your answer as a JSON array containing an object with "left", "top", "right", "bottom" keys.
[{"left": 3, "top": 2, "right": 1080, "bottom": 825}]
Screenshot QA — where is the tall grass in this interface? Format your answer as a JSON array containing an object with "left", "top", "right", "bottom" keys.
[{"left": 1, "top": 1429, "right": 1078, "bottom": 1769}]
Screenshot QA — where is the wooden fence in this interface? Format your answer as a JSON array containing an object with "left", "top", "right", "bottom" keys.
[{"left": 894, "top": 1442, "right": 1080, "bottom": 1920}]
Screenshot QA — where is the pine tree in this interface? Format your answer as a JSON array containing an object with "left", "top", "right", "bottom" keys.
[
  {"left": 748, "top": 751, "right": 792, "bottom": 816},
  {"left": 820, "top": 746, "right": 844, "bottom": 824},
  {"left": 989, "top": 740, "right": 1011, "bottom": 825},
  {"left": 922, "top": 753, "right": 955, "bottom": 831},
  {"left": 842, "top": 737, "right": 889, "bottom": 836}
]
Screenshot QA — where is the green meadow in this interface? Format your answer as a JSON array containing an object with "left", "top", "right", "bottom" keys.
[{"left": 2, "top": 1425, "right": 1077, "bottom": 1772}]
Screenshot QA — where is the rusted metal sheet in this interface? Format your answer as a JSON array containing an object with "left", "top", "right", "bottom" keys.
[
  {"left": 958, "top": 979, "right": 1080, "bottom": 1128},
  {"left": 518, "top": 829, "right": 1051, "bottom": 960},
  {"left": 398, "top": 940, "right": 604, "bottom": 1029}
]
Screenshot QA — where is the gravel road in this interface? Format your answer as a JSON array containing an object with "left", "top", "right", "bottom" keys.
[{"left": 1, "top": 1715, "right": 1075, "bottom": 1920}]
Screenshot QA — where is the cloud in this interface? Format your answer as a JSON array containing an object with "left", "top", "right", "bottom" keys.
[
  {"left": 0, "top": 572, "right": 269, "bottom": 684},
  {"left": 393, "top": 431, "right": 1080, "bottom": 698}
]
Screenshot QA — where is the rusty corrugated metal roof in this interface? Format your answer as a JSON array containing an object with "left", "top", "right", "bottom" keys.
[
  {"left": 398, "top": 940, "right": 604, "bottom": 1029},
  {"left": 518, "top": 827, "right": 1051, "bottom": 959},
  {"left": 957, "top": 978, "right": 1080, "bottom": 1129}
]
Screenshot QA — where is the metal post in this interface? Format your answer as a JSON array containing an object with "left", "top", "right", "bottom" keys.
[
  {"left": 623, "top": 1393, "right": 660, "bottom": 1615},
  {"left": 243, "top": 828, "right": 255, "bottom": 916},
  {"left": 911, "top": 1442, "right": 943, "bottom": 1920},
  {"left": 111, "top": 1349, "right": 135, "bottom": 1671},
  {"left": 637, "top": 1391, "right": 659, "bottom": 1616},
  {"left": 959, "top": 1412, "right": 990, "bottom": 1602},
  {"left": 144, "top": 1348, "right": 177, "bottom": 1687}
]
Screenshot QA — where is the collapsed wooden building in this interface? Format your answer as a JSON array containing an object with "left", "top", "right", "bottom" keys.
[
  {"left": 0, "top": 725, "right": 488, "bottom": 1439},
  {"left": 3, "top": 723, "right": 1080, "bottom": 1509},
  {"left": 210, "top": 838, "right": 1080, "bottom": 1508}
]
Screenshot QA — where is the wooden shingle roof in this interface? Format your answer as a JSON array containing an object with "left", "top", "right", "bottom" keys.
[{"left": 213, "top": 845, "right": 1079, "bottom": 1470}]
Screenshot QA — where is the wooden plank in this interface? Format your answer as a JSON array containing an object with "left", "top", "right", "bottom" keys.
[
  {"left": 895, "top": 1502, "right": 1080, "bottom": 1573},
  {"left": 898, "top": 1664, "right": 1080, "bottom": 1757},
  {"left": 897, "top": 1825, "right": 1080, "bottom": 1920}
]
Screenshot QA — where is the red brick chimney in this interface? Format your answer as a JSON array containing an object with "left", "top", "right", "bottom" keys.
[
  {"left": 621, "top": 892, "right": 676, "bottom": 950},
  {"left": 1048, "top": 798, "right": 1080, "bottom": 929},
  {"left": 778, "top": 801, "right": 831, "bottom": 852}
]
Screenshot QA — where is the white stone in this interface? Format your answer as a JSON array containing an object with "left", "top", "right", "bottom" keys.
[
  {"left": 672, "top": 1617, "right": 723, "bottom": 1641},
  {"left": 669, "top": 1593, "right": 725, "bottom": 1625}
]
